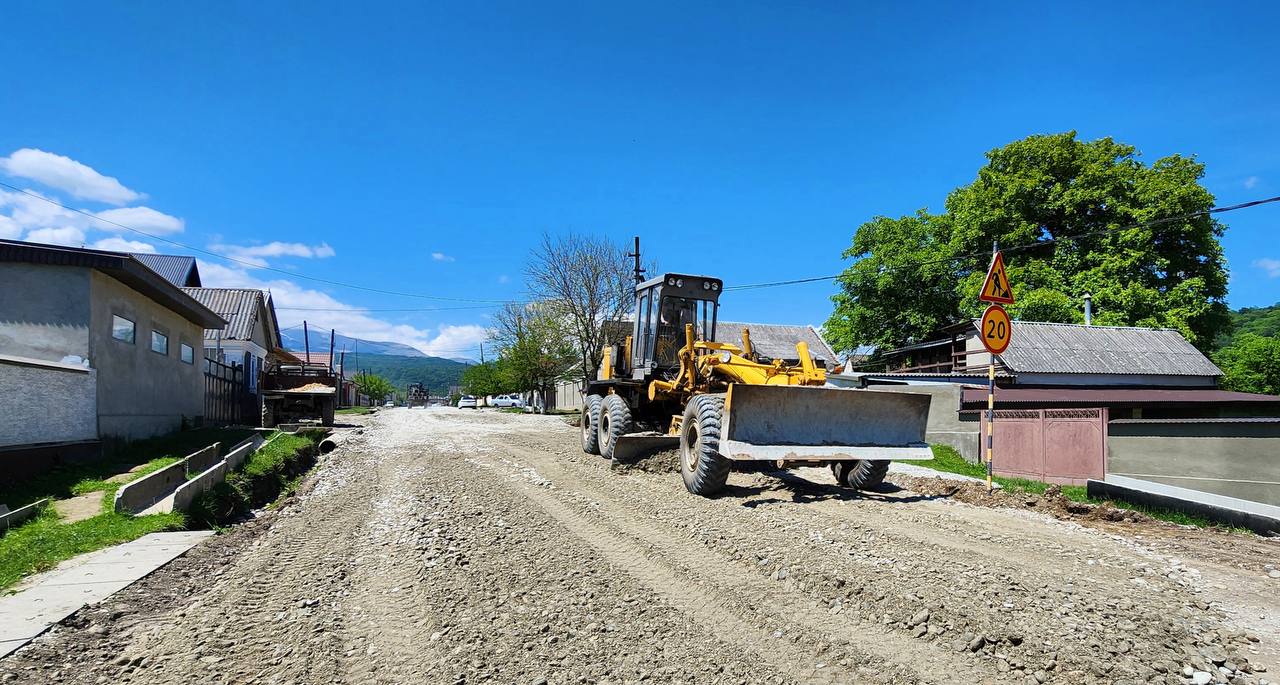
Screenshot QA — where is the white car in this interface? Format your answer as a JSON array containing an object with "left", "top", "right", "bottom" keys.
[
  {"left": 490, "top": 394, "right": 526, "bottom": 409},
  {"left": 457, "top": 395, "right": 478, "bottom": 409},
  {"left": 384, "top": 401, "right": 394, "bottom": 407}
]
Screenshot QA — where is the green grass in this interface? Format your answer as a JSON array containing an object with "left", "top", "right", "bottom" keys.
[
  {"left": 917, "top": 444, "right": 1248, "bottom": 531},
  {"left": 336, "top": 406, "right": 372, "bottom": 415},
  {"left": 187, "top": 431, "right": 323, "bottom": 527},
  {"left": 0, "top": 427, "right": 256, "bottom": 512},
  {"left": 0, "top": 426, "right": 257, "bottom": 591},
  {"left": 0, "top": 506, "right": 185, "bottom": 591}
]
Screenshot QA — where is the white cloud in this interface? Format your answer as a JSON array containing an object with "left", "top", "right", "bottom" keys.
[
  {"left": 94, "top": 206, "right": 184, "bottom": 234},
  {"left": 0, "top": 214, "right": 19, "bottom": 239},
  {"left": 431, "top": 252, "right": 455, "bottom": 262},
  {"left": 92, "top": 237, "right": 157, "bottom": 253},
  {"left": 0, "top": 148, "right": 140, "bottom": 205},
  {"left": 25, "top": 226, "right": 86, "bottom": 246},
  {"left": 212, "top": 241, "right": 337, "bottom": 267},
  {"left": 1244, "top": 176, "right": 1260, "bottom": 189},
  {"left": 200, "top": 262, "right": 488, "bottom": 356},
  {"left": 1254, "top": 258, "right": 1280, "bottom": 278}
]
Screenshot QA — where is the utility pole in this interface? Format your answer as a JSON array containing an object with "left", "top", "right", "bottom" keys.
[
  {"left": 328, "top": 329, "right": 335, "bottom": 373},
  {"left": 480, "top": 342, "right": 485, "bottom": 364},
  {"left": 628, "top": 236, "right": 644, "bottom": 284},
  {"left": 986, "top": 239, "right": 998, "bottom": 494},
  {"left": 303, "top": 321, "right": 310, "bottom": 364}
]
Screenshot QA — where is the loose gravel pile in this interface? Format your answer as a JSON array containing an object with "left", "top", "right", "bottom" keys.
[{"left": 4, "top": 408, "right": 1277, "bottom": 685}]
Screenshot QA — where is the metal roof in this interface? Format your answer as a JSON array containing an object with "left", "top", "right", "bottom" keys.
[
  {"left": 131, "top": 253, "right": 200, "bottom": 287},
  {"left": 716, "top": 321, "right": 838, "bottom": 364},
  {"left": 960, "top": 387, "right": 1280, "bottom": 408},
  {"left": 987, "top": 321, "right": 1222, "bottom": 377},
  {"left": 180, "top": 288, "right": 281, "bottom": 348},
  {"left": 0, "top": 239, "right": 224, "bottom": 328}
]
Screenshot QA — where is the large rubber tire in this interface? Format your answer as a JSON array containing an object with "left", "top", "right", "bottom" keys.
[
  {"left": 680, "top": 395, "right": 731, "bottom": 496},
  {"left": 581, "top": 394, "right": 603, "bottom": 455},
  {"left": 598, "top": 394, "right": 633, "bottom": 460},
  {"left": 831, "top": 460, "right": 890, "bottom": 490},
  {"left": 321, "top": 399, "right": 335, "bottom": 427}
]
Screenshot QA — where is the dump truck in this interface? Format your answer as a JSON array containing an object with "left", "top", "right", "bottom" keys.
[
  {"left": 580, "top": 272, "right": 932, "bottom": 496},
  {"left": 260, "top": 361, "right": 337, "bottom": 427},
  {"left": 406, "top": 383, "right": 429, "bottom": 408}
]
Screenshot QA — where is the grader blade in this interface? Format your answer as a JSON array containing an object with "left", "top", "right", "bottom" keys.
[
  {"left": 610, "top": 433, "right": 679, "bottom": 469},
  {"left": 720, "top": 384, "right": 932, "bottom": 462}
]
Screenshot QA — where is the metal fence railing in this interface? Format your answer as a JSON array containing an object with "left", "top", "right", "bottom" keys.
[{"left": 204, "top": 358, "right": 253, "bottom": 425}]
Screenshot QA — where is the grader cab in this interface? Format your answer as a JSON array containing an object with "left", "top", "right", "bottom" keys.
[{"left": 580, "top": 272, "right": 932, "bottom": 496}]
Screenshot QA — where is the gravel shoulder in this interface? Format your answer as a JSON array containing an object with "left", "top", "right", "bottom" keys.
[{"left": 4, "top": 407, "right": 1277, "bottom": 685}]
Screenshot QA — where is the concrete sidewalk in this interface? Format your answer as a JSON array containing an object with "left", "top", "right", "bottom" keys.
[{"left": 0, "top": 530, "right": 211, "bottom": 659}]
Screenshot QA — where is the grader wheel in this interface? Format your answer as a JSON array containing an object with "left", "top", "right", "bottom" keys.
[
  {"left": 598, "top": 395, "right": 633, "bottom": 460},
  {"left": 680, "top": 395, "right": 731, "bottom": 496},
  {"left": 581, "top": 394, "right": 603, "bottom": 455},
  {"left": 831, "top": 460, "right": 890, "bottom": 491}
]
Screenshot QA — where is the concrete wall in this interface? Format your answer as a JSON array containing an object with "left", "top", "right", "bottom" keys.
[
  {"left": 0, "top": 355, "right": 97, "bottom": 447},
  {"left": 866, "top": 383, "right": 980, "bottom": 461},
  {"left": 1107, "top": 419, "right": 1280, "bottom": 506},
  {"left": 89, "top": 271, "right": 206, "bottom": 440},
  {"left": 0, "top": 263, "right": 91, "bottom": 362},
  {"left": 114, "top": 460, "right": 188, "bottom": 514}
]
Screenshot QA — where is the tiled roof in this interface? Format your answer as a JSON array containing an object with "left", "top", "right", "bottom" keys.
[
  {"left": 989, "top": 321, "right": 1222, "bottom": 377},
  {"left": 131, "top": 253, "right": 200, "bottom": 287},
  {"left": 181, "top": 288, "right": 269, "bottom": 343}
]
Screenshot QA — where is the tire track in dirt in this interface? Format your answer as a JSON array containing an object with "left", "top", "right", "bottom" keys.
[{"left": 487, "top": 444, "right": 1002, "bottom": 685}]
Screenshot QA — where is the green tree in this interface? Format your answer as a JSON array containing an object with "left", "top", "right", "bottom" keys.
[
  {"left": 826, "top": 132, "right": 1231, "bottom": 353},
  {"left": 1214, "top": 333, "right": 1280, "bottom": 395},
  {"left": 352, "top": 372, "right": 396, "bottom": 403},
  {"left": 492, "top": 301, "right": 577, "bottom": 412},
  {"left": 460, "top": 361, "right": 505, "bottom": 397}
]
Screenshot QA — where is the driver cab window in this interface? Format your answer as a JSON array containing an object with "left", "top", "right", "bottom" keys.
[{"left": 655, "top": 296, "right": 713, "bottom": 366}]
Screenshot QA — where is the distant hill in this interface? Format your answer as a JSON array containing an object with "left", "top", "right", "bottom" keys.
[
  {"left": 1220, "top": 302, "right": 1280, "bottom": 346},
  {"left": 281, "top": 329, "right": 426, "bottom": 358},
  {"left": 343, "top": 353, "right": 468, "bottom": 395},
  {"left": 447, "top": 357, "right": 476, "bottom": 365}
]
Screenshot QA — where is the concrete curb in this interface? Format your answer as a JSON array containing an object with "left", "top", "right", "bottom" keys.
[
  {"left": 184, "top": 442, "right": 222, "bottom": 475},
  {"left": 1087, "top": 477, "right": 1280, "bottom": 536},
  {"left": 114, "top": 461, "right": 188, "bottom": 515},
  {"left": 171, "top": 460, "right": 229, "bottom": 513},
  {"left": 0, "top": 498, "right": 49, "bottom": 534}
]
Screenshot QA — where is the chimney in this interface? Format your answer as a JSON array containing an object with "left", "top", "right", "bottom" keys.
[{"left": 1083, "top": 293, "right": 1093, "bottom": 326}]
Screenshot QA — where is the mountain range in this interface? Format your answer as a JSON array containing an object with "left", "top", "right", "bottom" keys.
[{"left": 281, "top": 328, "right": 464, "bottom": 360}]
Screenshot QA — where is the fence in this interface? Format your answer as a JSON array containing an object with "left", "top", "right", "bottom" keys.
[
  {"left": 982, "top": 407, "right": 1108, "bottom": 486},
  {"left": 204, "top": 358, "right": 254, "bottom": 425}
]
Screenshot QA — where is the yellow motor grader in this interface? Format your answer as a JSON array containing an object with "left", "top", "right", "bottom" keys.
[{"left": 581, "top": 272, "right": 933, "bottom": 496}]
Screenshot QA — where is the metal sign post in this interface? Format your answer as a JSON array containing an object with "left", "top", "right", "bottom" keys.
[{"left": 978, "top": 242, "right": 1014, "bottom": 494}]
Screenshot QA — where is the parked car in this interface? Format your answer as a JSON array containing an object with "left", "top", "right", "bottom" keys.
[
  {"left": 384, "top": 400, "right": 394, "bottom": 407},
  {"left": 457, "top": 395, "right": 478, "bottom": 409},
  {"left": 491, "top": 394, "right": 526, "bottom": 409}
]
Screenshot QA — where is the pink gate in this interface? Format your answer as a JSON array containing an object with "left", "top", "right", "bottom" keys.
[{"left": 980, "top": 408, "right": 1107, "bottom": 486}]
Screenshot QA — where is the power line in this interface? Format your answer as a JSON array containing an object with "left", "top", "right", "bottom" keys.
[
  {"left": 276, "top": 304, "right": 509, "bottom": 312},
  {"left": 0, "top": 181, "right": 514, "bottom": 304},
  {"left": 725, "top": 194, "right": 1280, "bottom": 291}
]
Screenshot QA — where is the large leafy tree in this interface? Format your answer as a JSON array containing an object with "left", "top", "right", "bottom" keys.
[
  {"left": 826, "top": 132, "right": 1230, "bottom": 353},
  {"left": 352, "top": 372, "right": 396, "bottom": 404},
  {"left": 1214, "top": 334, "right": 1280, "bottom": 396}
]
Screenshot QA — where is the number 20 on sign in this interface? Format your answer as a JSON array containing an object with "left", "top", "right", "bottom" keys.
[{"left": 980, "top": 304, "right": 1012, "bottom": 355}]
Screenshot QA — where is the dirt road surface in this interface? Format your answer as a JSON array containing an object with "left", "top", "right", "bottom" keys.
[{"left": 5, "top": 407, "right": 1279, "bottom": 684}]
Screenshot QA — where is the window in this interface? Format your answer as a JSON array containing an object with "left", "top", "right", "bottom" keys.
[
  {"left": 180, "top": 343, "right": 194, "bottom": 364},
  {"left": 111, "top": 315, "right": 135, "bottom": 344},
  {"left": 151, "top": 330, "right": 169, "bottom": 355}
]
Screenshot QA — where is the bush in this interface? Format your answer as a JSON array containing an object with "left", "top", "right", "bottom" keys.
[{"left": 187, "top": 431, "right": 323, "bottom": 527}]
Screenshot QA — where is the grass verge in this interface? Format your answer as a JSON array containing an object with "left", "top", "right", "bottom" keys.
[
  {"left": 187, "top": 430, "right": 324, "bottom": 527},
  {"left": 917, "top": 445, "right": 1248, "bottom": 531},
  {"left": 336, "top": 406, "right": 372, "bottom": 415}
]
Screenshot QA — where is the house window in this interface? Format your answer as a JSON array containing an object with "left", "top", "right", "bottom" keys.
[
  {"left": 180, "top": 343, "right": 194, "bottom": 364},
  {"left": 112, "top": 315, "right": 135, "bottom": 344},
  {"left": 151, "top": 330, "right": 169, "bottom": 355}
]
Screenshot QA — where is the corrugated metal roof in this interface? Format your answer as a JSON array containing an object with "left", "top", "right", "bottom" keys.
[
  {"left": 716, "top": 321, "right": 838, "bottom": 364},
  {"left": 989, "top": 321, "right": 1222, "bottom": 377},
  {"left": 181, "top": 288, "right": 265, "bottom": 341},
  {"left": 959, "top": 387, "right": 1280, "bottom": 407},
  {"left": 131, "top": 253, "right": 200, "bottom": 287}
]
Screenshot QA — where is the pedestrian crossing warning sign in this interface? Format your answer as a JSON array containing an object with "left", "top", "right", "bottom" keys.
[{"left": 979, "top": 251, "right": 1014, "bottom": 304}]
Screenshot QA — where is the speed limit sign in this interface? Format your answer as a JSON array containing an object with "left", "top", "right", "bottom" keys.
[{"left": 980, "top": 304, "right": 1011, "bottom": 355}]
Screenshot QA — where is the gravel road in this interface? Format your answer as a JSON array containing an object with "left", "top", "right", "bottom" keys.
[{"left": 5, "top": 407, "right": 1279, "bottom": 684}]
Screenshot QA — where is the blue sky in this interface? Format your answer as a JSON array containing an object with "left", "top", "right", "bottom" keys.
[{"left": 1, "top": 2, "right": 1277, "bottom": 357}]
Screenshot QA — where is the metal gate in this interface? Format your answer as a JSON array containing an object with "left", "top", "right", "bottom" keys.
[
  {"left": 982, "top": 408, "right": 1108, "bottom": 485},
  {"left": 204, "top": 358, "right": 254, "bottom": 425}
]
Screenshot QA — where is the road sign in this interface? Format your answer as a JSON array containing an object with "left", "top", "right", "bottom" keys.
[
  {"left": 979, "top": 251, "right": 1014, "bottom": 304},
  {"left": 980, "top": 304, "right": 1012, "bottom": 355}
]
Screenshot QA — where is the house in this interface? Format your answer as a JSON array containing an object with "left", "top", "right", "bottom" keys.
[
  {"left": 0, "top": 239, "right": 226, "bottom": 453},
  {"left": 179, "top": 287, "right": 286, "bottom": 394}
]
